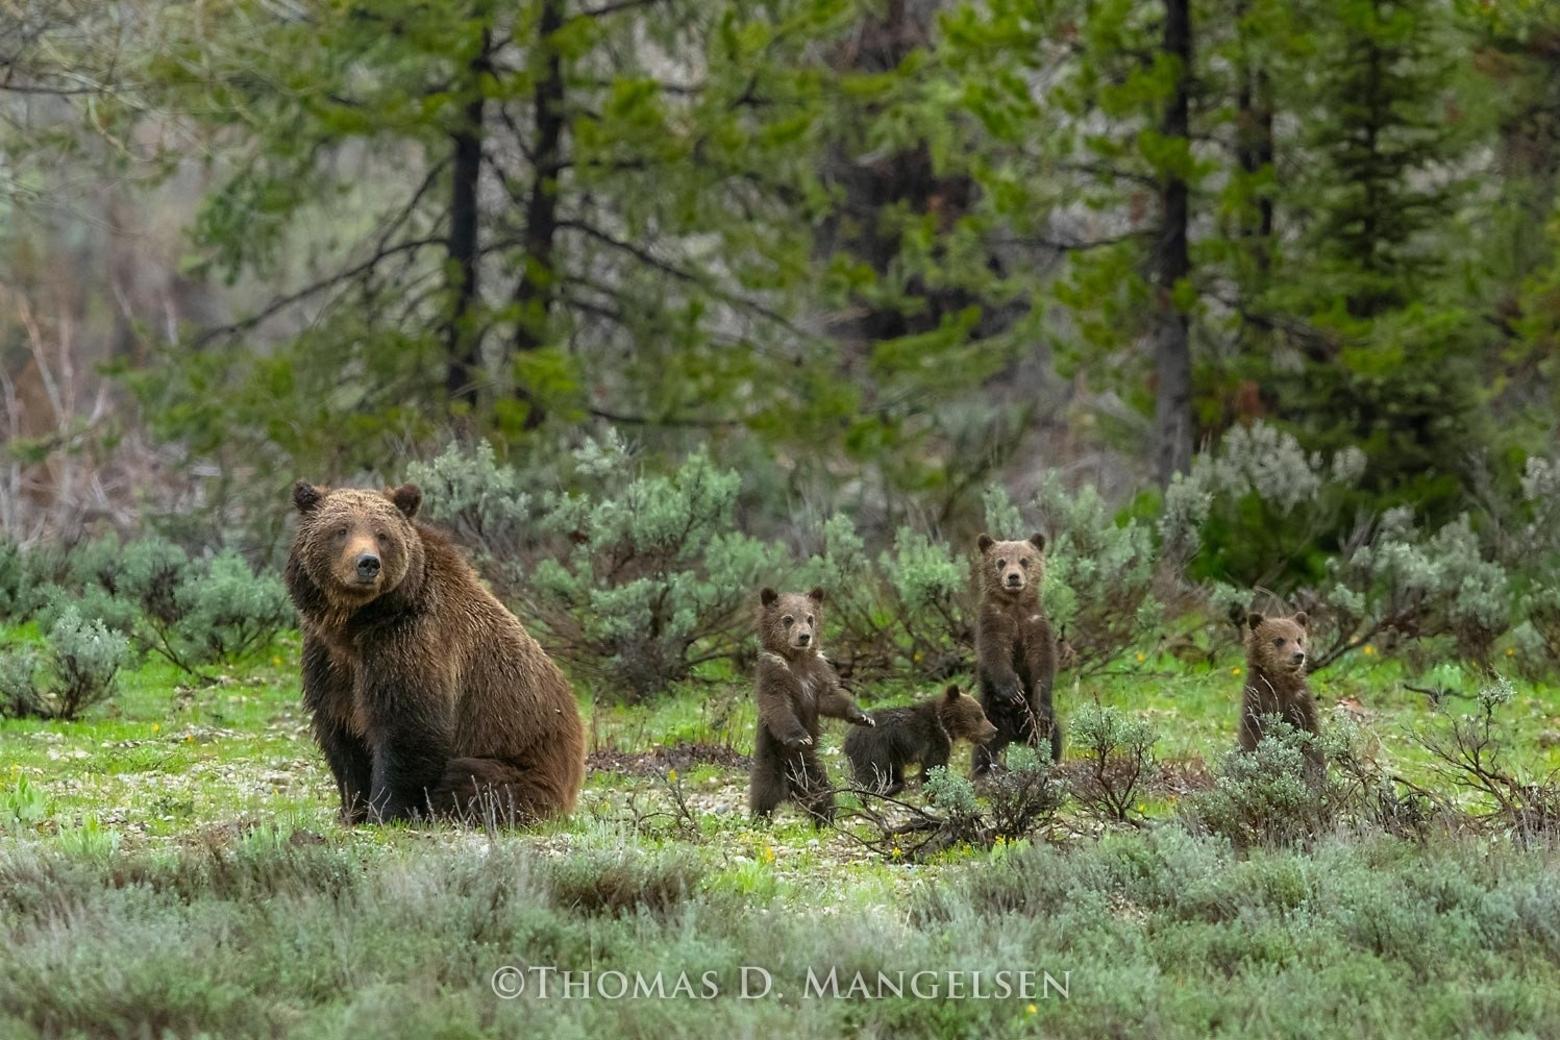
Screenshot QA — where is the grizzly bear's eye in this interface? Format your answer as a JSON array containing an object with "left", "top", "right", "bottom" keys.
[
  {"left": 995, "top": 559, "right": 1006, "bottom": 568},
  {"left": 782, "top": 615, "right": 794, "bottom": 627},
  {"left": 1019, "top": 558, "right": 1030, "bottom": 568},
  {"left": 334, "top": 526, "right": 348, "bottom": 539},
  {"left": 1272, "top": 637, "right": 1285, "bottom": 647},
  {"left": 806, "top": 615, "right": 814, "bottom": 625}
]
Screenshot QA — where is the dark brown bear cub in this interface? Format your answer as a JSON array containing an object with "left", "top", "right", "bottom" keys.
[
  {"left": 748, "top": 587, "right": 874, "bottom": 826},
  {"left": 845, "top": 686, "right": 999, "bottom": 795},
  {"left": 286, "top": 481, "right": 585, "bottom": 824},
  {"left": 1240, "top": 610, "right": 1324, "bottom": 775},
  {"left": 972, "top": 533, "right": 1062, "bottom": 773}
]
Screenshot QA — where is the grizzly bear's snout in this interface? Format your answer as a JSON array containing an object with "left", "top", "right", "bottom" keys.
[{"left": 354, "top": 552, "right": 381, "bottom": 581}]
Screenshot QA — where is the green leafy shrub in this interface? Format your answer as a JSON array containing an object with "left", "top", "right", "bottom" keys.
[
  {"left": 522, "top": 438, "right": 786, "bottom": 701},
  {"left": 0, "top": 608, "right": 132, "bottom": 720},
  {"left": 155, "top": 552, "right": 291, "bottom": 670},
  {"left": 1301, "top": 509, "right": 1514, "bottom": 672},
  {"left": 1182, "top": 719, "right": 1334, "bottom": 848},
  {"left": 0, "top": 646, "right": 45, "bottom": 718},
  {"left": 1178, "top": 420, "right": 1368, "bottom": 587},
  {"left": 1068, "top": 703, "right": 1159, "bottom": 826},
  {"left": 797, "top": 515, "right": 971, "bottom": 680}
]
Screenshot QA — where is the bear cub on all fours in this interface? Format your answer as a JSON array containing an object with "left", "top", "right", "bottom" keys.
[
  {"left": 844, "top": 685, "right": 999, "bottom": 796},
  {"left": 972, "top": 533, "right": 1062, "bottom": 773},
  {"left": 748, "top": 587, "right": 874, "bottom": 827},
  {"left": 1240, "top": 610, "right": 1325, "bottom": 775},
  {"left": 286, "top": 480, "right": 585, "bottom": 825}
]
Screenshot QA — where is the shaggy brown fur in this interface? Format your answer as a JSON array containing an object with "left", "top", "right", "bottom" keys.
[
  {"left": 1240, "top": 611, "right": 1324, "bottom": 774},
  {"left": 972, "top": 533, "right": 1062, "bottom": 773},
  {"left": 286, "top": 481, "right": 584, "bottom": 825},
  {"left": 844, "top": 685, "right": 999, "bottom": 795},
  {"left": 748, "top": 587, "right": 873, "bottom": 826}
]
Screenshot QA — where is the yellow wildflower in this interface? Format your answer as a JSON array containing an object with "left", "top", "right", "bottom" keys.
[
  {"left": 1363, "top": 645, "right": 1377, "bottom": 656},
  {"left": 1026, "top": 1003, "right": 1038, "bottom": 1015}
]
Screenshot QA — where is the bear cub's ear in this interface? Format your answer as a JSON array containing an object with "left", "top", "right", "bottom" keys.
[
  {"left": 1292, "top": 611, "right": 1309, "bottom": 629},
  {"left": 760, "top": 587, "right": 779, "bottom": 608},
  {"left": 977, "top": 533, "right": 994, "bottom": 553},
  {"left": 944, "top": 685, "right": 961, "bottom": 702},
  {"left": 808, "top": 586, "right": 825, "bottom": 604},
  {"left": 293, "top": 481, "right": 324, "bottom": 513},
  {"left": 1028, "top": 532, "right": 1047, "bottom": 552},
  {"left": 1246, "top": 612, "right": 1266, "bottom": 631},
  {"left": 388, "top": 483, "right": 422, "bottom": 519}
]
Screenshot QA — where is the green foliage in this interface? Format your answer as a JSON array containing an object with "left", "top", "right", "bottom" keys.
[
  {"left": 0, "top": 608, "right": 133, "bottom": 721},
  {"left": 1183, "top": 717, "right": 1334, "bottom": 848},
  {"left": 797, "top": 515, "right": 971, "bottom": 680},
  {"left": 521, "top": 437, "right": 786, "bottom": 700},
  {"left": 1068, "top": 703, "right": 1160, "bottom": 825}
]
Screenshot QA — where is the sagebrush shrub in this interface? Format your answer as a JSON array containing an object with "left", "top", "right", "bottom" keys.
[
  {"left": 523, "top": 439, "right": 786, "bottom": 700},
  {"left": 797, "top": 515, "right": 970, "bottom": 680},
  {"left": 1068, "top": 703, "right": 1159, "bottom": 825},
  {"left": 0, "top": 609, "right": 133, "bottom": 720},
  {"left": 1182, "top": 718, "right": 1334, "bottom": 848}
]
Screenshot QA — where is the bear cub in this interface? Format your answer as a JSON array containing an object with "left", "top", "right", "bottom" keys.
[
  {"left": 1240, "top": 610, "right": 1324, "bottom": 775},
  {"left": 748, "top": 587, "right": 874, "bottom": 826},
  {"left": 972, "top": 533, "right": 1062, "bottom": 773},
  {"left": 844, "top": 685, "right": 999, "bottom": 795},
  {"left": 286, "top": 481, "right": 585, "bottom": 824}
]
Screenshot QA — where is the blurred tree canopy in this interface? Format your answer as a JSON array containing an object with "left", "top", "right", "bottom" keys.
[{"left": 1, "top": 0, "right": 1558, "bottom": 543}]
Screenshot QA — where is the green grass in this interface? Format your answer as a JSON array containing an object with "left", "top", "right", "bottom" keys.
[{"left": 3, "top": 625, "right": 1559, "bottom": 1038}]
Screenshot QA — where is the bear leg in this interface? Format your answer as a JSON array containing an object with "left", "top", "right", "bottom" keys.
[{"left": 314, "top": 719, "right": 373, "bottom": 824}]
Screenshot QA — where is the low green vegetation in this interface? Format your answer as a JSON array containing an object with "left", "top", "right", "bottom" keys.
[{"left": 3, "top": 620, "right": 1557, "bottom": 1037}]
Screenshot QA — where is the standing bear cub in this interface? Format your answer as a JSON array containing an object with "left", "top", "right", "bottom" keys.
[
  {"left": 845, "top": 685, "right": 999, "bottom": 796},
  {"left": 1240, "top": 610, "right": 1324, "bottom": 776},
  {"left": 286, "top": 481, "right": 585, "bottom": 824},
  {"left": 972, "top": 533, "right": 1062, "bottom": 773},
  {"left": 749, "top": 587, "right": 874, "bottom": 826}
]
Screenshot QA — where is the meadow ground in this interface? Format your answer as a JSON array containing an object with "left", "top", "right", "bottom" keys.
[{"left": 3, "top": 623, "right": 1560, "bottom": 1039}]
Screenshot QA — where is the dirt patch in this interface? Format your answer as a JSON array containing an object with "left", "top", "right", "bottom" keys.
[{"left": 588, "top": 743, "right": 750, "bottom": 778}]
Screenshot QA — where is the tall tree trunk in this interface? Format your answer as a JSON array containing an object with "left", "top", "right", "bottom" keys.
[
  {"left": 1154, "top": 0, "right": 1194, "bottom": 484},
  {"left": 510, "top": 0, "right": 566, "bottom": 429},
  {"left": 446, "top": 24, "right": 491, "bottom": 409}
]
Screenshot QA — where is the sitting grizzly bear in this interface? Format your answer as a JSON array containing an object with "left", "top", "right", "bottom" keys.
[
  {"left": 844, "top": 685, "right": 999, "bottom": 796},
  {"left": 748, "top": 587, "right": 874, "bottom": 826},
  {"left": 286, "top": 481, "right": 584, "bottom": 824},
  {"left": 1240, "top": 610, "right": 1324, "bottom": 776},
  {"left": 972, "top": 533, "right": 1062, "bottom": 774}
]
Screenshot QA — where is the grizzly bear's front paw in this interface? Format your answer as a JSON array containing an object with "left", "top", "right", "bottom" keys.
[
  {"left": 785, "top": 733, "right": 814, "bottom": 749},
  {"left": 851, "top": 713, "right": 875, "bottom": 727},
  {"left": 999, "top": 680, "right": 1025, "bottom": 705}
]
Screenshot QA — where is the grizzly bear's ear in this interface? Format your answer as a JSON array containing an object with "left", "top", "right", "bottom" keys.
[
  {"left": 977, "top": 533, "right": 994, "bottom": 553},
  {"left": 1293, "top": 611, "right": 1309, "bottom": 629},
  {"left": 1029, "top": 532, "right": 1047, "bottom": 552},
  {"left": 944, "top": 685, "right": 961, "bottom": 702},
  {"left": 808, "top": 586, "right": 825, "bottom": 604},
  {"left": 388, "top": 483, "right": 422, "bottom": 519},
  {"left": 293, "top": 481, "right": 324, "bottom": 514},
  {"left": 760, "top": 587, "right": 779, "bottom": 608},
  {"left": 1246, "top": 612, "right": 1266, "bottom": 631}
]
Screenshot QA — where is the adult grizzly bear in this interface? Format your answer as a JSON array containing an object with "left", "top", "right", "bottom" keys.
[
  {"left": 844, "top": 685, "right": 998, "bottom": 796},
  {"left": 286, "top": 481, "right": 584, "bottom": 824},
  {"left": 1240, "top": 610, "right": 1325, "bottom": 777},
  {"left": 748, "top": 587, "right": 874, "bottom": 826},
  {"left": 972, "top": 533, "right": 1062, "bottom": 774}
]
